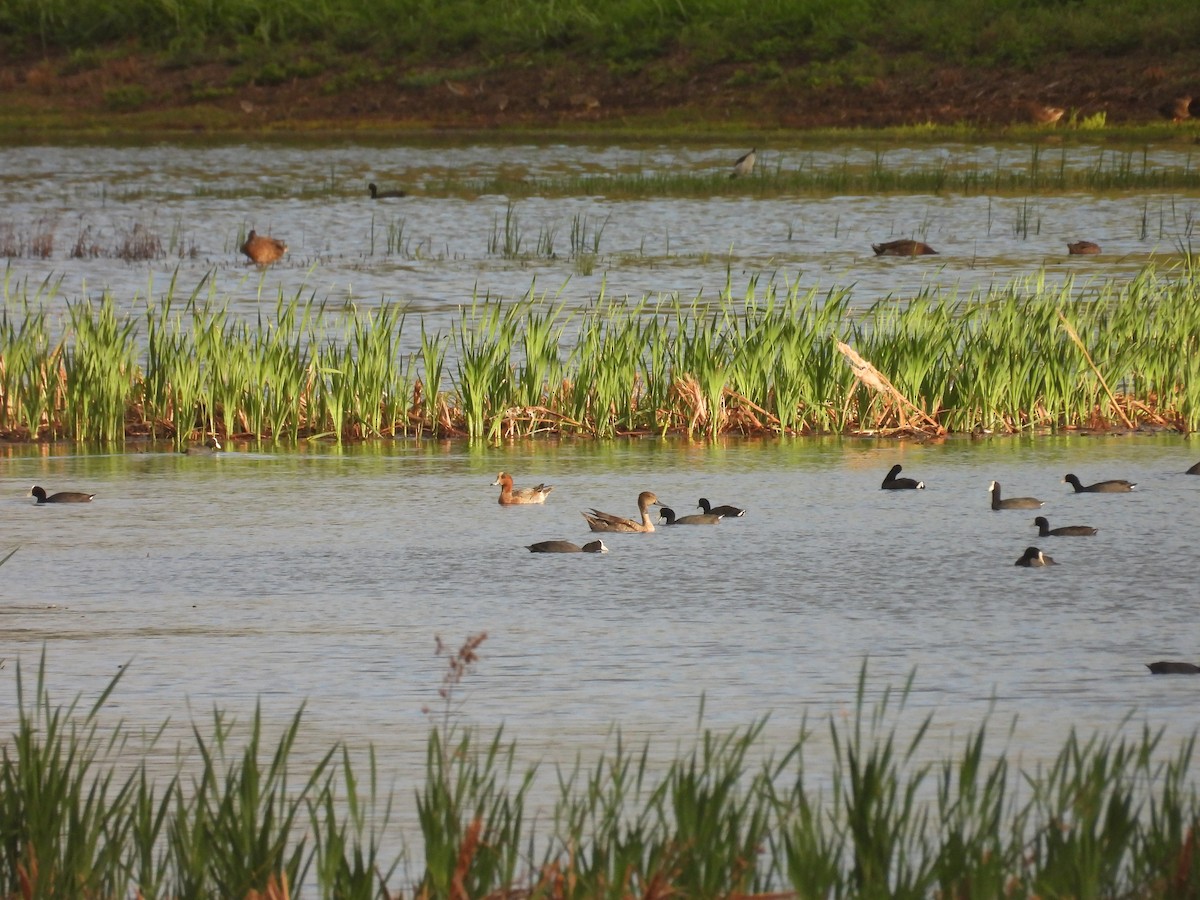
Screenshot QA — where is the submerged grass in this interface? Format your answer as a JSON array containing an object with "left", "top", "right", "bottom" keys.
[
  {"left": 2, "top": 264, "right": 1200, "bottom": 445},
  {"left": 3, "top": 648, "right": 1200, "bottom": 898}
]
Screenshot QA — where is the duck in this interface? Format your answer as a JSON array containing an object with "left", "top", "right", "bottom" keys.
[
  {"left": 731, "top": 148, "right": 756, "bottom": 178},
  {"left": 1028, "top": 103, "right": 1065, "bottom": 125},
  {"left": 698, "top": 498, "right": 745, "bottom": 517},
  {"left": 492, "top": 472, "right": 553, "bottom": 505},
  {"left": 581, "top": 491, "right": 660, "bottom": 533},
  {"left": 659, "top": 506, "right": 722, "bottom": 525},
  {"left": 1147, "top": 661, "right": 1200, "bottom": 675},
  {"left": 184, "top": 436, "right": 222, "bottom": 455},
  {"left": 1015, "top": 546, "right": 1056, "bottom": 567},
  {"left": 872, "top": 239, "right": 938, "bottom": 256},
  {"left": 1067, "top": 241, "right": 1101, "bottom": 255},
  {"left": 1063, "top": 473, "right": 1135, "bottom": 493},
  {"left": 1159, "top": 96, "right": 1192, "bottom": 123},
  {"left": 989, "top": 480, "right": 1044, "bottom": 510},
  {"left": 1033, "top": 516, "right": 1097, "bottom": 537},
  {"left": 368, "top": 182, "right": 407, "bottom": 199},
  {"left": 240, "top": 230, "right": 288, "bottom": 265},
  {"left": 1185, "top": 460, "right": 1200, "bottom": 475},
  {"left": 881, "top": 464, "right": 925, "bottom": 490},
  {"left": 527, "top": 539, "right": 608, "bottom": 554},
  {"left": 31, "top": 485, "right": 94, "bottom": 504}
]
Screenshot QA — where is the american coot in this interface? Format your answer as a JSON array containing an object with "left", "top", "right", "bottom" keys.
[
  {"left": 1067, "top": 241, "right": 1101, "bottom": 255},
  {"left": 872, "top": 239, "right": 937, "bottom": 256},
  {"left": 582, "top": 491, "right": 660, "bottom": 533},
  {"left": 527, "top": 539, "right": 608, "bottom": 554},
  {"left": 881, "top": 464, "right": 925, "bottom": 490},
  {"left": 659, "top": 506, "right": 722, "bottom": 525},
  {"left": 1033, "top": 516, "right": 1097, "bottom": 537},
  {"left": 698, "top": 498, "right": 745, "bottom": 517},
  {"left": 1186, "top": 460, "right": 1200, "bottom": 475},
  {"left": 1147, "top": 661, "right": 1200, "bottom": 675},
  {"left": 368, "top": 182, "right": 407, "bottom": 199},
  {"left": 492, "top": 472, "right": 553, "bottom": 506},
  {"left": 731, "top": 148, "right": 756, "bottom": 178},
  {"left": 31, "top": 486, "right": 94, "bottom": 504},
  {"left": 989, "top": 480, "right": 1044, "bottom": 510},
  {"left": 185, "top": 437, "right": 222, "bottom": 455},
  {"left": 1015, "top": 546, "right": 1056, "bottom": 567},
  {"left": 1063, "top": 473, "right": 1136, "bottom": 493},
  {"left": 240, "top": 230, "right": 288, "bottom": 265}
]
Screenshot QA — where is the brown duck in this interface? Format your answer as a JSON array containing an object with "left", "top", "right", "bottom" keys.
[
  {"left": 240, "top": 230, "right": 288, "bottom": 265},
  {"left": 582, "top": 491, "right": 660, "bottom": 533},
  {"left": 872, "top": 239, "right": 937, "bottom": 256},
  {"left": 492, "top": 472, "right": 553, "bottom": 505}
]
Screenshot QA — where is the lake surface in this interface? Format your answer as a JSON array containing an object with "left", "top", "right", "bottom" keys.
[
  {"left": 3, "top": 433, "right": 1200, "bottom": 876},
  {"left": 2, "top": 140, "right": 1198, "bottom": 338}
]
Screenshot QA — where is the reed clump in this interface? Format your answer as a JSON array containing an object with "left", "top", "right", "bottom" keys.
[
  {"left": 2, "top": 265, "right": 1199, "bottom": 445},
  {"left": 3, "top": 653, "right": 1200, "bottom": 898}
]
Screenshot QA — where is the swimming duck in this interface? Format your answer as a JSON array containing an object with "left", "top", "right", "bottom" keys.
[
  {"left": 698, "top": 498, "right": 745, "bottom": 517},
  {"left": 581, "top": 491, "right": 660, "bottom": 533},
  {"left": 368, "top": 182, "right": 407, "bottom": 199},
  {"left": 1067, "top": 241, "right": 1101, "bottom": 255},
  {"left": 1063, "top": 473, "right": 1136, "bottom": 493},
  {"left": 872, "top": 239, "right": 937, "bottom": 256},
  {"left": 881, "top": 464, "right": 925, "bottom": 490},
  {"left": 659, "top": 506, "right": 722, "bottom": 525},
  {"left": 1033, "top": 516, "right": 1097, "bottom": 537},
  {"left": 731, "top": 148, "right": 756, "bottom": 178},
  {"left": 989, "top": 480, "right": 1044, "bottom": 510},
  {"left": 492, "top": 472, "right": 553, "bottom": 505},
  {"left": 1015, "top": 546, "right": 1056, "bottom": 567},
  {"left": 240, "top": 230, "right": 288, "bottom": 265},
  {"left": 31, "top": 486, "right": 94, "bottom": 504},
  {"left": 527, "top": 539, "right": 608, "bottom": 553},
  {"left": 185, "top": 437, "right": 222, "bottom": 455},
  {"left": 1147, "top": 661, "right": 1200, "bottom": 675}
]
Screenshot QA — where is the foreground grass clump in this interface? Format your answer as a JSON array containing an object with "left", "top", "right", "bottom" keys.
[
  {"left": 2, "top": 265, "right": 1200, "bottom": 445},
  {"left": 3, "top": 647, "right": 1200, "bottom": 899}
]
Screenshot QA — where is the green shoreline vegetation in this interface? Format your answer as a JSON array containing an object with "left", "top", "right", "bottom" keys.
[
  {"left": 2, "top": 265, "right": 1199, "bottom": 446},
  {"left": 4, "top": 643, "right": 1200, "bottom": 898}
]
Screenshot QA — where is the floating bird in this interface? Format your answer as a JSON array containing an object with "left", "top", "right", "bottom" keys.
[
  {"left": 492, "top": 472, "right": 553, "bottom": 506},
  {"left": 185, "top": 437, "right": 222, "bottom": 455},
  {"left": 368, "top": 182, "right": 407, "bottom": 199},
  {"left": 1147, "top": 661, "right": 1200, "bottom": 675},
  {"left": 1028, "top": 103, "right": 1065, "bottom": 125},
  {"left": 1015, "top": 546, "right": 1056, "bottom": 567},
  {"left": 31, "top": 486, "right": 94, "bottom": 504},
  {"left": 989, "top": 480, "right": 1044, "bottom": 510},
  {"left": 881, "top": 464, "right": 925, "bottom": 490},
  {"left": 1187, "top": 460, "right": 1200, "bottom": 475},
  {"left": 1068, "top": 241, "right": 1101, "bottom": 255},
  {"left": 872, "top": 239, "right": 938, "bottom": 256},
  {"left": 659, "top": 506, "right": 722, "bottom": 525},
  {"left": 698, "top": 498, "right": 745, "bottom": 517},
  {"left": 1159, "top": 96, "right": 1192, "bottom": 123},
  {"left": 240, "top": 230, "right": 287, "bottom": 265},
  {"left": 526, "top": 539, "right": 608, "bottom": 554},
  {"left": 1063, "top": 473, "right": 1136, "bottom": 493},
  {"left": 1034, "top": 516, "right": 1097, "bottom": 537},
  {"left": 582, "top": 491, "right": 660, "bottom": 533},
  {"left": 731, "top": 148, "right": 756, "bottom": 178}
]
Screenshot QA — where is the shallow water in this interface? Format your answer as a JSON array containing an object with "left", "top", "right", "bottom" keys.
[
  {"left": 1, "top": 141, "right": 1197, "bottom": 338},
  {"left": 3, "top": 435, "right": 1200, "bottom": 852}
]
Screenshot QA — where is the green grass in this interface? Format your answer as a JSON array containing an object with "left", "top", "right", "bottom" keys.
[
  {"left": 4, "top": 0, "right": 1200, "bottom": 74},
  {"left": 3, "top": 647, "right": 1199, "bottom": 898},
  {"left": 3, "top": 264, "right": 1200, "bottom": 445}
]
